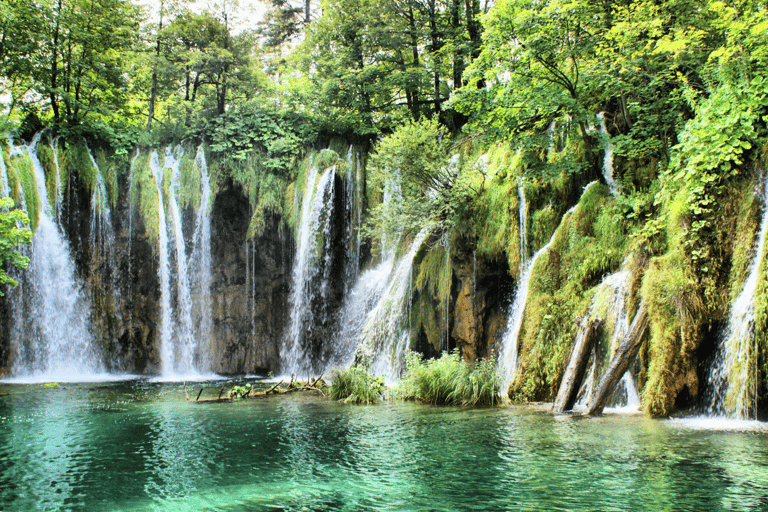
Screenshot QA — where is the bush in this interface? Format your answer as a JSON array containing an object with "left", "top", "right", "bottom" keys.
[
  {"left": 329, "top": 366, "right": 386, "bottom": 404},
  {"left": 395, "top": 350, "right": 501, "bottom": 406}
]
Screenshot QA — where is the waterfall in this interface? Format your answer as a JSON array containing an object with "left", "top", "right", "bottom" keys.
[
  {"left": 518, "top": 180, "right": 528, "bottom": 265},
  {"left": 149, "top": 150, "right": 174, "bottom": 377},
  {"left": 597, "top": 113, "right": 618, "bottom": 195},
  {"left": 282, "top": 161, "right": 337, "bottom": 374},
  {"left": 344, "top": 145, "right": 360, "bottom": 288},
  {"left": 326, "top": 257, "right": 396, "bottom": 370},
  {"left": 497, "top": 233, "right": 557, "bottom": 395},
  {"left": 6, "top": 134, "right": 105, "bottom": 380},
  {"left": 708, "top": 178, "right": 768, "bottom": 419},
  {"left": 0, "top": 147, "right": 10, "bottom": 198},
  {"left": 148, "top": 145, "right": 214, "bottom": 379},
  {"left": 190, "top": 144, "right": 214, "bottom": 370},
  {"left": 359, "top": 229, "right": 429, "bottom": 381},
  {"left": 498, "top": 182, "right": 597, "bottom": 395}
]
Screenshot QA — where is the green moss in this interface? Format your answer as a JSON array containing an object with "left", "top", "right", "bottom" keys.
[
  {"left": 474, "top": 176, "right": 521, "bottom": 276},
  {"left": 510, "top": 182, "right": 627, "bottom": 402},
  {"left": 178, "top": 146, "right": 203, "bottom": 210},
  {"left": 131, "top": 150, "right": 160, "bottom": 244},
  {"left": 9, "top": 153, "right": 40, "bottom": 231},
  {"left": 62, "top": 140, "right": 99, "bottom": 194},
  {"left": 640, "top": 247, "right": 702, "bottom": 417},
  {"left": 35, "top": 140, "right": 59, "bottom": 209}
]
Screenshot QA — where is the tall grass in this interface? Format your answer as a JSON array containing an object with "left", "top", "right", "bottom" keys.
[
  {"left": 395, "top": 350, "right": 501, "bottom": 406},
  {"left": 329, "top": 366, "right": 386, "bottom": 404}
]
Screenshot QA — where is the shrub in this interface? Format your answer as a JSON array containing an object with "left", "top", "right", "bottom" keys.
[
  {"left": 329, "top": 366, "right": 386, "bottom": 404},
  {"left": 395, "top": 350, "right": 501, "bottom": 406}
]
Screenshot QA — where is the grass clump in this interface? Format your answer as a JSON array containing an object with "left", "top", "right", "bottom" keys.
[
  {"left": 329, "top": 366, "right": 386, "bottom": 404},
  {"left": 395, "top": 350, "right": 501, "bottom": 406}
]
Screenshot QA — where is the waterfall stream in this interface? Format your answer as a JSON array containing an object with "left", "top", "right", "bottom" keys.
[
  {"left": 283, "top": 161, "right": 337, "bottom": 375},
  {"left": 0, "top": 147, "right": 10, "bottom": 198},
  {"left": 498, "top": 182, "right": 596, "bottom": 395},
  {"left": 597, "top": 113, "right": 618, "bottom": 195},
  {"left": 360, "top": 229, "right": 429, "bottom": 380},
  {"left": 148, "top": 145, "right": 214, "bottom": 379},
  {"left": 708, "top": 178, "right": 768, "bottom": 419},
  {"left": 6, "top": 134, "right": 105, "bottom": 380},
  {"left": 575, "top": 264, "right": 640, "bottom": 411}
]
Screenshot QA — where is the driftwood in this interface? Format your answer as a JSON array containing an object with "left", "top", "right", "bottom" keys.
[
  {"left": 185, "top": 378, "right": 327, "bottom": 403},
  {"left": 586, "top": 302, "right": 649, "bottom": 416},
  {"left": 265, "top": 380, "right": 285, "bottom": 394},
  {"left": 552, "top": 316, "right": 602, "bottom": 413}
]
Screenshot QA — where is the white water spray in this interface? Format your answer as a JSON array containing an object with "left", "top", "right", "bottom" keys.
[
  {"left": 148, "top": 145, "right": 214, "bottom": 379},
  {"left": 359, "top": 229, "right": 429, "bottom": 380}
]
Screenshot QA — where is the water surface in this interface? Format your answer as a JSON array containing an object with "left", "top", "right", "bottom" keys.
[{"left": 0, "top": 380, "right": 766, "bottom": 511}]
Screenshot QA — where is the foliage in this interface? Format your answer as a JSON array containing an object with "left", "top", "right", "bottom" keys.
[
  {"left": 395, "top": 350, "right": 501, "bottom": 406},
  {"left": 670, "top": 77, "right": 768, "bottom": 294},
  {"left": 364, "top": 118, "right": 482, "bottom": 248},
  {"left": 0, "top": 197, "right": 33, "bottom": 295},
  {"left": 228, "top": 384, "right": 252, "bottom": 398},
  {"left": 329, "top": 365, "right": 386, "bottom": 404}
]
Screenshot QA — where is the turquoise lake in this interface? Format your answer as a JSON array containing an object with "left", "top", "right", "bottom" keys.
[{"left": 0, "top": 379, "right": 767, "bottom": 511}]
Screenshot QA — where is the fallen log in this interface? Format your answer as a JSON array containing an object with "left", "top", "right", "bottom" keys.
[
  {"left": 265, "top": 380, "right": 284, "bottom": 394},
  {"left": 552, "top": 316, "right": 602, "bottom": 413},
  {"left": 586, "top": 302, "right": 649, "bottom": 416}
]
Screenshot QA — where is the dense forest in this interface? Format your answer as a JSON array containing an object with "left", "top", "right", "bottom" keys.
[{"left": 2, "top": 0, "right": 768, "bottom": 419}]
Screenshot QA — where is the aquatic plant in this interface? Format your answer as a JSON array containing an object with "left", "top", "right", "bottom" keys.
[
  {"left": 395, "top": 350, "right": 501, "bottom": 406},
  {"left": 329, "top": 366, "right": 385, "bottom": 404}
]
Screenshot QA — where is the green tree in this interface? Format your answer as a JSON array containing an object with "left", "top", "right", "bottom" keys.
[{"left": 0, "top": 198, "right": 32, "bottom": 296}]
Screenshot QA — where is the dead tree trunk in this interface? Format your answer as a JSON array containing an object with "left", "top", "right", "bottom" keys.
[
  {"left": 586, "top": 303, "right": 649, "bottom": 416},
  {"left": 553, "top": 316, "right": 602, "bottom": 413}
]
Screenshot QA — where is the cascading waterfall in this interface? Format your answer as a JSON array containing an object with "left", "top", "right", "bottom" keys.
[
  {"left": 708, "top": 177, "right": 768, "bottom": 419},
  {"left": 148, "top": 145, "right": 214, "bottom": 379},
  {"left": 575, "top": 263, "right": 639, "bottom": 410},
  {"left": 498, "top": 182, "right": 597, "bottom": 395},
  {"left": 7, "top": 134, "right": 104, "bottom": 380},
  {"left": 358, "top": 229, "right": 430, "bottom": 380},
  {"left": 597, "top": 112, "right": 619, "bottom": 195},
  {"left": 282, "top": 161, "right": 337, "bottom": 374},
  {"left": 326, "top": 257, "right": 396, "bottom": 370},
  {"left": 149, "top": 150, "right": 175, "bottom": 376},
  {"left": 190, "top": 144, "right": 214, "bottom": 370},
  {"left": 497, "top": 232, "right": 558, "bottom": 395},
  {"left": 518, "top": 180, "right": 528, "bottom": 264}
]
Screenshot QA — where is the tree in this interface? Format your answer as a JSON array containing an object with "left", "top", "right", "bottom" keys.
[{"left": 0, "top": 198, "right": 32, "bottom": 296}]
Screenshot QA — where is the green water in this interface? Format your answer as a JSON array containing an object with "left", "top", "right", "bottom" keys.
[{"left": 0, "top": 380, "right": 767, "bottom": 511}]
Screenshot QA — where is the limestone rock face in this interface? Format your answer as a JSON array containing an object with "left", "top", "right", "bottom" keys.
[
  {"left": 450, "top": 237, "right": 515, "bottom": 362},
  {"left": 208, "top": 180, "right": 288, "bottom": 375}
]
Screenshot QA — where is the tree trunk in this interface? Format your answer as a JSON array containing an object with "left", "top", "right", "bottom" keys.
[
  {"left": 146, "top": 1, "right": 164, "bottom": 132},
  {"left": 407, "top": 3, "right": 421, "bottom": 119},
  {"left": 552, "top": 316, "right": 601, "bottom": 413},
  {"left": 50, "top": 0, "right": 63, "bottom": 122},
  {"left": 586, "top": 303, "right": 649, "bottom": 416}
]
